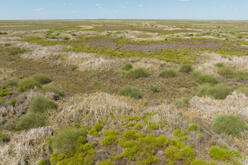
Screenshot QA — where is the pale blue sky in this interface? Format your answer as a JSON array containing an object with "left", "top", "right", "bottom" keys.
[{"left": 0, "top": 0, "right": 247, "bottom": 20}]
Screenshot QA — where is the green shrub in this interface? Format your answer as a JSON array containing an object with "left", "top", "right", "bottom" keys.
[
  {"left": 101, "top": 130, "right": 119, "bottom": 146},
  {"left": 88, "top": 122, "right": 103, "bottom": 136},
  {"left": 126, "top": 68, "right": 150, "bottom": 79},
  {"left": 197, "top": 84, "right": 231, "bottom": 99},
  {"left": 159, "top": 69, "right": 177, "bottom": 78},
  {"left": 32, "top": 74, "right": 52, "bottom": 84},
  {"left": 192, "top": 71, "right": 218, "bottom": 84},
  {"left": 16, "top": 113, "right": 46, "bottom": 130},
  {"left": 0, "top": 86, "right": 12, "bottom": 97},
  {"left": 7, "top": 47, "right": 26, "bottom": 55},
  {"left": 217, "top": 66, "right": 235, "bottom": 78},
  {"left": 191, "top": 159, "right": 216, "bottom": 165},
  {"left": 42, "top": 86, "right": 64, "bottom": 99},
  {"left": 150, "top": 85, "right": 160, "bottom": 93},
  {"left": 51, "top": 128, "right": 86, "bottom": 153},
  {"left": 38, "top": 159, "right": 48, "bottom": 165},
  {"left": 119, "top": 86, "right": 142, "bottom": 99},
  {"left": 211, "top": 114, "right": 248, "bottom": 137},
  {"left": 17, "top": 78, "right": 41, "bottom": 92},
  {"left": 236, "top": 87, "right": 248, "bottom": 96},
  {"left": 209, "top": 146, "right": 241, "bottom": 163},
  {"left": 10, "top": 98, "right": 17, "bottom": 106},
  {"left": 215, "top": 63, "right": 225, "bottom": 68},
  {"left": 122, "top": 63, "right": 133, "bottom": 71},
  {"left": 165, "top": 145, "right": 195, "bottom": 163},
  {"left": 235, "top": 71, "right": 248, "bottom": 81},
  {"left": 173, "top": 97, "right": 190, "bottom": 106},
  {"left": 179, "top": 64, "right": 193, "bottom": 73},
  {"left": 98, "top": 160, "right": 114, "bottom": 165},
  {"left": 146, "top": 122, "right": 160, "bottom": 130},
  {"left": 4, "top": 80, "right": 18, "bottom": 87},
  {"left": 29, "top": 96, "right": 57, "bottom": 113}
]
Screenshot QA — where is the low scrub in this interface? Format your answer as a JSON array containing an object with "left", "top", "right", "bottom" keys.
[
  {"left": 29, "top": 96, "right": 58, "bottom": 113},
  {"left": 0, "top": 97, "right": 4, "bottom": 107},
  {"left": 159, "top": 69, "right": 177, "bottom": 78},
  {"left": 122, "top": 63, "right": 133, "bottom": 71},
  {"left": 197, "top": 84, "right": 231, "bottom": 99},
  {"left": 42, "top": 86, "right": 64, "bottom": 99},
  {"left": 150, "top": 85, "right": 160, "bottom": 93},
  {"left": 126, "top": 68, "right": 150, "bottom": 79},
  {"left": 51, "top": 128, "right": 86, "bottom": 153},
  {"left": 32, "top": 74, "right": 52, "bottom": 84},
  {"left": 192, "top": 71, "right": 218, "bottom": 84},
  {"left": 17, "top": 78, "right": 41, "bottom": 92},
  {"left": 119, "top": 86, "right": 142, "bottom": 99},
  {"left": 211, "top": 114, "right": 248, "bottom": 137},
  {"left": 16, "top": 112, "right": 46, "bottom": 130},
  {"left": 179, "top": 64, "right": 193, "bottom": 73},
  {"left": 236, "top": 87, "right": 248, "bottom": 96}
]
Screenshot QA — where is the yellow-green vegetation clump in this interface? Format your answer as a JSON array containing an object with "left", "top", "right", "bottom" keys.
[
  {"left": 17, "top": 77, "right": 41, "bottom": 92},
  {"left": 211, "top": 114, "right": 248, "bottom": 137},
  {"left": 209, "top": 146, "right": 242, "bottom": 164},
  {"left": 31, "top": 74, "right": 52, "bottom": 85},
  {"left": 179, "top": 64, "right": 193, "bottom": 73},
  {"left": 126, "top": 68, "right": 150, "bottom": 79},
  {"left": 88, "top": 122, "right": 104, "bottom": 136},
  {"left": 41, "top": 85, "right": 64, "bottom": 99},
  {"left": 217, "top": 64, "right": 248, "bottom": 81},
  {"left": 159, "top": 69, "right": 177, "bottom": 78},
  {"left": 192, "top": 71, "right": 219, "bottom": 84},
  {"left": 29, "top": 96, "right": 57, "bottom": 113},
  {"left": 122, "top": 63, "right": 133, "bottom": 71},
  {"left": 197, "top": 83, "right": 231, "bottom": 99},
  {"left": 118, "top": 86, "right": 142, "bottom": 99}
]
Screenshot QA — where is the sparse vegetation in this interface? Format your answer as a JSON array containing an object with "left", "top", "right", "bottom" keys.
[
  {"left": 17, "top": 78, "right": 41, "bottom": 92},
  {"left": 32, "top": 74, "right": 52, "bottom": 84},
  {"left": 179, "top": 64, "right": 193, "bottom": 73},
  {"left": 122, "top": 63, "right": 133, "bottom": 71},
  {"left": 211, "top": 114, "right": 248, "bottom": 137},
  {"left": 192, "top": 71, "right": 219, "bottom": 84},
  {"left": 197, "top": 84, "right": 231, "bottom": 99},
  {"left": 41, "top": 86, "right": 64, "bottom": 99},
  {"left": 29, "top": 96, "right": 57, "bottom": 113},
  {"left": 236, "top": 87, "right": 248, "bottom": 96},
  {"left": 16, "top": 112, "right": 46, "bottom": 130}
]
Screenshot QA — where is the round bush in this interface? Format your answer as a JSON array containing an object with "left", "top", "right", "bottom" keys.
[
  {"left": 118, "top": 86, "right": 142, "bottom": 99},
  {"left": 197, "top": 84, "right": 231, "bottom": 100},
  {"left": 122, "top": 63, "right": 133, "bottom": 71},
  {"left": 192, "top": 71, "right": 218, "bottom": 84},
  {"left": 51, "top": 128, "right": 86, "bottom": 153},
  {"left": 159, "top": 69, "right": 177, "bottom": 78},
  {"left": 32, "top": 74, "right": 52, "bottom": 84},
  {"left": 29, "top": 96, "right": 58, "bottom": 113},
  {"left": 126, "top": 68, "right": 150, "bottom": 79},
  {"left": 17, "top": 78, "right": 41, "bottom": 92},
  {"left": 211, "top": 114, "right": 248, "bottom": 136},
  {"left": 16, "top": 113, "right": 46, "bottom": 130},
  {"left": 179, "top": 64, "right": 193, "bottom": 73}
]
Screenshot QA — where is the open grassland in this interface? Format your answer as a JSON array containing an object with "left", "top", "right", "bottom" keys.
[{"left": 1, "top": 20, "right": 248, "bottom": 165}]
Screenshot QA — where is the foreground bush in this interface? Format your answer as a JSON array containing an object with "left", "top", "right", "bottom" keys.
[
  {"left": 119, "top": 86, "right": 142, "bottom": 99},
  {"left": 236, "top": 87, "right": 248, "bottom": 96},
  {"left": 159, "top": 69, "right": 177, "bottom": 78},
  {"left": 16, "top": 113, "right": 46, "bottom": 130},
  {"left": 29, "top": 96, "right": 57, "bottom": 113},
  {"left": 42, "top": 86, "right": 64, "bottom": 99},
  {"left": 192, "top": 71, "right": 218, "bottom": 84},
  {"left": 32, "top": 74, "right": 52, "bottom": 84},
  {"left": 217, "top": 66, "right": 235, "bottom": 78},
  {"left": 51, "top": 128, "right": 86, "bottom": 153},
  {"left": 179, "top": 64, "right": 193, "bottom": 73},
  {"left": 17, "top": 78, "right": 41, "bottom": 92},
  {"left": 197, "top": 84, "right": 231, "bottom": 99},
  {"left": 211, "top": 114, "right": 248, "bottom": 137},
  {"left": 126, "top": 68, "right": 150, "bottom": 79},
  {"left": 122, "top": 63, "right": 133, "bottom": 71}
]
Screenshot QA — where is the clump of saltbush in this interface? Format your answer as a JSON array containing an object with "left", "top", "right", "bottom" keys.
[
  {"left": 209, "top": 146, "right": 241, "bottom": 164},
  {"left": 17, "top": 78, "right": 41, "bottom": 92},
  {"left": 236, "top": 87, "right": 248, "bottom": 96},
  {"left": 159, "top": 69, "right": 177, "bottom": 78},
  {"left": 51, "top": 128, "right": 86, "bottom": 153},
  {"left": 119, "top": 86, "right": 142, "bottom": 99},
  {"left": 217, "top": 65, "right": 235, "bottom": 78},
  {"left": 42, "top": 86, "right": 64, "bottom": 99},
  {"left": 122, "top": 63, "right": 133, "bottom": 71},
  {"left": 173, "top": 97, "right": 190, "bottom": 106},
  {"left": 32, "top": 74, "right": 52, "bottom": 85},
  {"left": 197, "top": 84, "right": 231, "bottom": 99},
  {"left": 126, "top": 68, "right": 150, "bottom": 79},
  {"left": 150, "top": 85, "right": 160, "bottom": 93},
  {"left": 16, "top": 112, "right": 46, "bottom": 130},
  {"left": 29, "top": 96, "right": 57, "bottom": 113},
  {"left": 179, "top": 64, "right": 193, "bottom": 73},
  {"left": 211, "top": 114, "right": 248, "bottom": 137},
  {"left": 192, "top": 71, "right": 218, "bottom": 84}
]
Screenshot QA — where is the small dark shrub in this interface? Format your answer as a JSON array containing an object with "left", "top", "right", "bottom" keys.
[
  {"left": 126, "top": 68, "right": 150, "bottom": 79},
  {"left": 173, "top": 97, "right": 190, "bottom": 106},
  {"left": 16, "top": 113, "right": 46, "bottom": 130},
  {"left": 159, "top": 69, "right": 177, "bottom": 78},
  {"left": 32, "top": 74, "right": 52, "bottom": 84},
  {"left": 211, "top": 114, "right": 248, "bottom": 136},
  {"left": 29, "top": 96, "right": 57, "bottom": 113},
  {"left": 51, "top": 128, "right": 86, "bottom": 153},
  {"left": 209, "top": 146, "right": 241, "bottom": 163},
  {"left": 122, "top": 63, "right": 133, "bottom": 71},
  {"left": 10, "top": 98, "right": 17, "bottom": 106},
  {"left": 119, "top": 86, "right": 142, "bottom": 99},
  {"left": 150, "top": 85, "right": 160, "bottom": 93},
  {"left": 42, "top": 86, "right": 64, "bottom": 99},
  {"left": 17, "top": 78, "right": 41, "bottom": 92},
  {"left": 179, "top": 64, "right": 193, "bottom": 73}
]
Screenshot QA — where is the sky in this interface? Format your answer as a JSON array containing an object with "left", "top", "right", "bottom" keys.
[{"left": 0, "top": 0, "right": 247, "bottom": 20}]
